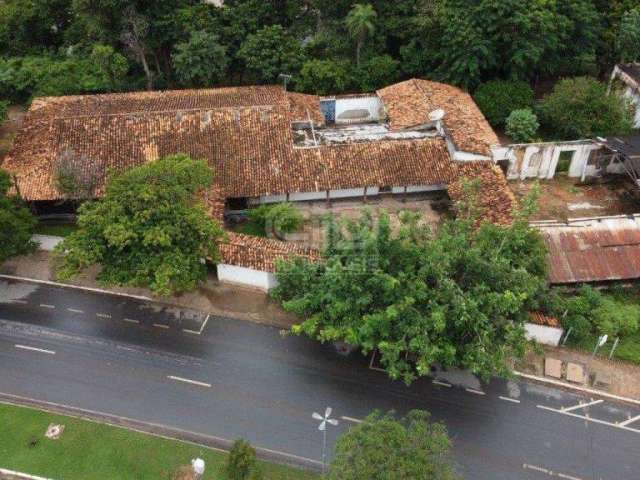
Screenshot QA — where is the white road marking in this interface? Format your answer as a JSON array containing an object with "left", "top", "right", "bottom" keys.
[
  {"left": 153, "top": 323, "right": 170, "bottom": 329},
  {"left": 557, "top": 473, "right": 584, "bottom": 480},
  {"left": 167, "top": 376, "right": 211, "bottom": 388},
  {"left": 123, "top": 318, "right": 139, "bottom": 324},
  {"left": 465, "top": 388, "right": 486, "bottom": 396},
  {"left": 10, "top": 299, "right": 27, "bottom": 304},
  {"left": 432, "top": 380, "right": 452, "bottom": 387},
  {"left": 499, "top": 396, "right": 521, "bottom": 404},
  {"left": 619, "top": 414, "right": 640, "bottom": 427},
  {"left": 537, "top": 404, "right": 640, "bottom": 434},
  {"left": 15, "top": 344, "right": 55, "bottom": 355},
  {"left": 39, "top": 304, "right": 55, "bottom": 309},
  {"left": 183, "top": 313, "right": 210, "bottom": 335},
  {"left": 341, "top": 416, "right": 363, "bottom": 424},
  {"left": 523, "top": 463, "right": 549, "bottom": 474},
  {"left": 562, "top": 399, "right": 603, "bottom": 412},
  {"left": 96, "top": 313, "right": 111, "bottom": 319},
  {"left": 67, "top": 308, "right": 84, "bottom": 313}
]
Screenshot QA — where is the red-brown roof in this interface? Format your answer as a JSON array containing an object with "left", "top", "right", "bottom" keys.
[
  {"left": 542, "top": 223, "right": 640, "bottom": 284},
  {"left": 377, "top": 79, "right": 499, "bottom": 157},
  {"left": 529, "top": 311, "right": 560, "bottom": 328}
]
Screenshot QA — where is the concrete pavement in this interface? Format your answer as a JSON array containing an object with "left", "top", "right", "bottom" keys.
[{"left": 1, "top": 279, "right": 639, "bottom": 479}]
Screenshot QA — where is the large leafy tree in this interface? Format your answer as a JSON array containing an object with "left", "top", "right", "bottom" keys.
[
  {"left": 539, "top": 77, "right": 632, "bottom": 140},
  {"left": 0, "top": 169, "right": 36, "bottom": 263},
  {"left": 237, "top": 25, "right": 305, "bottom": 84},
  {"left": 617, "top": 8, "right": 640, "bottom": 63},
  {"left": 328, "top": 410, "right": 459, "bottom": 480},
  {"left": 273, "top": 183, "right": 547, "bottom": 384},
  {"left": 345, "top": 3, "right": 377, "bottom": 66},
  {"left": 172, "top": 31, "right": 228, "bottom": 87},
  {"left": 55, "top": 155, "right": 224, "bottom": 296}
]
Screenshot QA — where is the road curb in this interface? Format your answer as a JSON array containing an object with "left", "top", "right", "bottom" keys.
[
  {"left": 514, "top": 371, "right": 640, "bottom": 406},
  {"left": 0, "top": 274, "right": 153, "bottom": 302},
  {"left": 0, "top": 392, "right": 322, "bottom": 472}
]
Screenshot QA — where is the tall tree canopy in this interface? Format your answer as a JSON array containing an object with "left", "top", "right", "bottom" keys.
[
  {"left": 328, "top": 410, "right": 459, "bottom": 480},
  {"left": 272, "top": 183, "right": 547, "bottom": 384},
  {"left": 345, "top": 3, "right": 377, "bottom": 66},
  {"left": 55, "top": 155, "right": 224, "bottom": 296},
  {"left": 172, "top": 31, "right": 228, "bottom": 87}
]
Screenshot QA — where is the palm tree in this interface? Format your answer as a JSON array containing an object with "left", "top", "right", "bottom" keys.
[{"left": 345, "top": 3, "right": 377, "bottom": 66}]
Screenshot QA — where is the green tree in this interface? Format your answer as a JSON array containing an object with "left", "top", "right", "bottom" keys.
[
  {"left": 90, "top": 44, "right": 129, "bottom": 92},
  {"left": 0, "top": 169, "right": 36, "bottom": 263},
  {"left": 248, "top": 202, "right": 303, "bottom": 240},
  {"left": 172, "top": 31, "right": 228, "bottom": 87},
  {"left": 296, "top": 59, "right": 352, "bottom": 95},
  {"left": 237, "top": 25, "right": 305, "bottom": 84},
  {"left": 273, "top": 184, "right": 547, "bottom": 384},
  {"left": 539, "top": 77, "right": 632, "bottom": 139},
  {"left": 328, "top": 410, "right": 459, "bottom": 480},
  {"left": 354, "top": 55, "right": 400, "bottom": 92},
  {"left": 0, "top": 101, "right": 8, "bottom": 123},
  {"left": 505, "top": 109, "right": 539, "bottom": 143},
  {"left": 226, "top": 439, "right": 262, "bottom": 480},
  {"left": 617, "top": 8, "right": 640, "bottom": 63},
  {"left": 55, "top": 155, "right": 224, "bottom": 296},
  {"left": 345, "top": 3, "right": 377, "bottom": 66},
  {"left": 473, "top": 80, "right": 535, "bottom": 128}
]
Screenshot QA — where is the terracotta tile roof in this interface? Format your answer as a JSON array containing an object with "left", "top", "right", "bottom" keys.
[
  {"left": 541, "top": 223, "right": 640, "bottom": 284},
  {"left": 377, "top": 79, "right": 499, "bottom": 157},
  {"left": 287, "top": 92, "right": 324, "bottom": 125},
  {"left": 219, "top": 232, "right": 319, "bottom": 273},
  {"left": 529, "top": 311, "right": 560, "bottom": 328},
  {"left": 448, "top": 163, "right": 515, "bottom": 225}
]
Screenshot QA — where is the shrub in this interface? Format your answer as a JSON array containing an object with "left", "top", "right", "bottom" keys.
[
  {"left": 539, "top": 77, "right": 632, "bottom": 140},
  {"left": 248, "top": 202, "right": 303, "bottom": 239},
  {"left": 226, "top": 439, "right": 262, "bottom": 480},
  {"left": 0, "top": 100, "right": 8, "bottom": 123},
  {"left": 473, "top": 80, "right": 534, "bottom": 127},
  {"left": 505, "top": 109, "right": 539, "bottom": 143},
  {"left": 0, "top": 169, "right": 37, "bottom": 263},
  {"left": 594, "top": 298, "right": 640, "bottom": 338}
]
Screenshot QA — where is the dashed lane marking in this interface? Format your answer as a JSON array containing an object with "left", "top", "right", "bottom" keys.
[
  {"left": 537, "top": 404, "right": 640, "bottom": 434},
  {"left": 341, "top": 416, "right": 363, "bottom": 424},
  {"left": 523, "top": 464, "right": 549, "bottom": 474},
  {"left": 67, "top": 308, "right": 84, "bottom": 313},
  {"left": 465, "top": 388, "right": 486, "bottom": 396},
  {"left": 557, "top": 473, "right": 583, "bottom": 480},
  {"left": 153, "top": 323, "right": 170, "bottom": 330},
  {"left": 167, "top": 376, "right": 211, "bottom": 388},
  {"left": 96, "top": 313, "right": 111, "bottom": 319},
  {"left": 10, "top": 299, "right": 27, "bottom": 304},
  {"left": 619, "top": 414, "right": 640, "bottom": 427},
  {"left": 123, "top": 318, "right": 139, "bottom": 324},
  {"left": 15, "top": 344, "right": 56, "bottom": 355},
  {"left": 523, "top": 464, "right": 584, "bottom": 480},
  {"left": 562, "top": 399, "right": 603, "bottom": 412},
  {"left": 499, "top": 396, "right": 521, "bottom": 404},
  {"left": 39, "top": 304, "right": 55, "bottom": 309},
  {"left": 432, "top": 380, "right": 452, "bottom": 388}
]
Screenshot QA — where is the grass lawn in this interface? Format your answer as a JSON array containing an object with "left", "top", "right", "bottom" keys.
[
  {"left": 235, "top": 220, "right": 267, "bottom": 237},
  {"left": 0, "top": 402, "right": 316, "bottom": 480},
  {"left": 33, "top": 223, "right": 77, "bottom": 237},
  {"left": 570, "top": 332, "right": 640, "bottom": 365}
]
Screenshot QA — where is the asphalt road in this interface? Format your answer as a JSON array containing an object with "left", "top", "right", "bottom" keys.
[{"left": 1, "top": 278, "right": 640, "bottom": 480}]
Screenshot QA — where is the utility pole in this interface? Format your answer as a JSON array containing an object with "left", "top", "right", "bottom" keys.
[{"left": 278, "top": 73, "right": 292, "bottom": 91}]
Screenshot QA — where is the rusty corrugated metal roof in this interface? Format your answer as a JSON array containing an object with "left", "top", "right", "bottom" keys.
[{"left": 542, "top": 222, "right": 640, "bottom": 283}]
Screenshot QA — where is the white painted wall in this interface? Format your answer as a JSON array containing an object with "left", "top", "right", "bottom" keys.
[
  {"left": 391, "top": 184, "right": 446, "bottom": 194},
  {"left": 525, "top": 323, "right": 564, "bottom": 346},
  {"left": 32, "top": 234, "right": 63, "bottom": 251},
  {"left": 329, "top": 187, "right": 365, "bottom": 199},
  {"left": 334, "top": 96, "right": 383, "bottom": 124},
  {"left": 217, "top": 264, "right": 278, "bottom": 291},
  {"left": 622, "top": 85, "right": 640, "bottom": 128}
]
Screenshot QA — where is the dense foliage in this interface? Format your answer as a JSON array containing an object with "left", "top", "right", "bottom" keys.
[
  {"left": 272, "top": 183, "right": 548, "bottom": 384},
  {"left": 247, "top": 202, "right": 304, "bottom": 239},
  {"left": 473, "top": 80, "right": 534, "bottom": 128},
  {"left": 54, "top": 155, "right": 224, "bottom": 296},
  {"left": 226, "top": 439, "right": 262, "bottom": 480},
  {"left": 506, "top": 109, "right": 540, "bottom": 143},
  {"left": 0, "top": 0, "right": 636, "bottom": 99},
  {"left": 539, "top": 77, "right": 632, "bottom": 139},
  {"left": 328, "top": 410, "right": 459, "bottom": 480},
  {"left": 0, "top": 169, "right": 36, "bottom": 263},
  {"left": 0, "top": 100, "right": 7, "bottom": 123}
]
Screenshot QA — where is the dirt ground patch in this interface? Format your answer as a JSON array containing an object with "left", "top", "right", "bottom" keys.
[
  {"left": 0, "top": 251, "right": 299, "bottom": 329},
  {"left": 510, "top": 173, "right": 640, "bottom": 221}
]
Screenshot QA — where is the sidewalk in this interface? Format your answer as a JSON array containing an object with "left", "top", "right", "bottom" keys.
[
  {"left": 519, "top": 344, "right": 640, "bottom": 400},
  {"left": 0, "top": 251, "right": 298, "bottom": 330}
]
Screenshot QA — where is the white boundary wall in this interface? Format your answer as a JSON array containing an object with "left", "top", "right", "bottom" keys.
[
  {"left": 334, "top": 96, "right": 383, "bottom": 124},
  {"left": 31, "top": 234, "right": 63, "bottom": 251},
  {"left": 525, "top": 323, "right": 564, "bottom": 346},
  {"left": 217, "top": 264, "right": 278, "bottom": 291}
]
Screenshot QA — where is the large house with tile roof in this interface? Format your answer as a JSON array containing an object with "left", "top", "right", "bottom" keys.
[{"left": 2, "top": 79, "right": 515, "bottom": 289}]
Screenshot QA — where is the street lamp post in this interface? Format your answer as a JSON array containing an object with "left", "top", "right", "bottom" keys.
[{"left": 312, "top": 407, "right": 339, "bottom": 475}]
